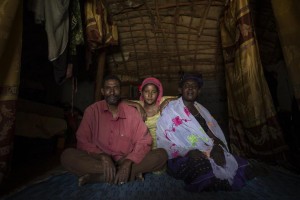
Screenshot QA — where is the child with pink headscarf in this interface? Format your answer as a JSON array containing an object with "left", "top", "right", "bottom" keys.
[
  {"left": 127, "top": 77, "right": 176, "bottom": 149},
  {"left": 139, "top": 77, "right": 176, "bottom": 149}
]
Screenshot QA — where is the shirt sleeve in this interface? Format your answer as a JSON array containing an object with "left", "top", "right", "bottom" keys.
[
  {"left": 125, "top": 110, "right": 152, "bottom": 164},
  {"left": 76, "top": 106, "right": 103, "bottom": 154}
]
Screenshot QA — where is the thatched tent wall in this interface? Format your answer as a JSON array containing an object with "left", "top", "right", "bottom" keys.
[{"left": 105, "top": 0, "right": 225, "bottom": 83}]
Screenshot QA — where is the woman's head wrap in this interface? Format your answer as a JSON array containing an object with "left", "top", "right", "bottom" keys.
[{"left": 179, "top": 73, "right": 203, "bottom": 88}]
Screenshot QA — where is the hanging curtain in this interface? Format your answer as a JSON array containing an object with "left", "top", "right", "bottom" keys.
[
  {"left": 219, "top": 0, "right": 288, "bottom": 161},
  {"left": 0, "top": 0, "right": 22, "bottom": 184},
  {"left": 84, "top": 0, "right": 119, "bottom": 101},
  {"left": 84, "top": 0, "right": 118, "bottom": 51},
  {"left": 271, "top": 0, "right": 300, "bottom": 109}
]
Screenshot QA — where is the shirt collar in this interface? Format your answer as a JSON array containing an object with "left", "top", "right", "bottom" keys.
[{"left": 102, "top": 101, "right": 126, "bottom": 119}]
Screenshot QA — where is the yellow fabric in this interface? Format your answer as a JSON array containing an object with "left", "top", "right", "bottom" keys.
[
  {"left": 145, "top": 112, "right": 160, "bottom": 149},
  {"left": 220, "top": 0, "right": 287, "bottom": 160},
  {"left": 138, "top": 96, "right": 173, "bottom": 149},
  {"left": 0, "top": 0, "right": 22, "bottom": 183},
  {"left": 271, "top": 0, "right": 300, "bottom": 108},
  {"left": 84, "top": 0, "right": 118, "bottom": 50},
  {"left": 140, "top": 96, "right": 174, "bottom": 174},
  {"left": 0, "top": 0, "right": 22, "bottom": 101}
]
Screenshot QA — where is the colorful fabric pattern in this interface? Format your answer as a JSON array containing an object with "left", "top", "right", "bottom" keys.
[
  {"left": 69, "top": 0, "right": 84, "bottom": 56},
  {"left": 156, "top": 97, "right": 239, "bottom": 184},
  {"left": 220, "top": 0, "right": 288, "bottom": 160},
  {"left": 84, "top": 0, "right": 118, "bottom": 51}
]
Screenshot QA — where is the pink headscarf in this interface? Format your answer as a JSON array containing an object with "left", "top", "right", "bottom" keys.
[{"left": 139, "top": 77, "right": 163, "bottom": 105}]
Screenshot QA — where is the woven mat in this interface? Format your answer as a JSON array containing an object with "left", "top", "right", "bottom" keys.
[{"left": 2, "top": 164, "right": 300, "bottom": 200}]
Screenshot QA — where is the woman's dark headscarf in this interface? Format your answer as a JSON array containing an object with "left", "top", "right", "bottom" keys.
[{"left": 179, "top": 73, "right": 203, "bottom": 88}]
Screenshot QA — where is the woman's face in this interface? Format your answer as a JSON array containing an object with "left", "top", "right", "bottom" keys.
[
  {"left": 142, "top": 84, "right": 159, "bottom": 106},
  {"left": 181, "top": 79, "right": 200, "bottom": 102}
]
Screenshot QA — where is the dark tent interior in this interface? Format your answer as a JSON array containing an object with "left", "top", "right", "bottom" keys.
[{"left": 0, "top": 0, "right": 300, "bottom": 199}]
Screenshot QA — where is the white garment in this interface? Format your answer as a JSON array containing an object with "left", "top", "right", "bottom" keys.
[
  {"left": 156, "top": 97, "right": 238, "bottom": 184},
  {"left": 28, "top": 0, "right": 70, "bottom": 61}
]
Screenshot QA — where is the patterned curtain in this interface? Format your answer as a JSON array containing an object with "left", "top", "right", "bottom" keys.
[
  {"left": 0, "top": 0, "right": 22, "bottom": 184},
  {"left": 271, "top": 0, "right": 300, "bottom": 109},
  {"left": 219, "top": 0, "right": 288, "bottom": 161}
]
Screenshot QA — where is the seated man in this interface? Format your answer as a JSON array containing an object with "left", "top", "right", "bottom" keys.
[
  {"left": 156, "top": 73, "right": 253, "bottom": 192},
  {"left": 61, "top": 75, "right": 167, "bottom": 186}
]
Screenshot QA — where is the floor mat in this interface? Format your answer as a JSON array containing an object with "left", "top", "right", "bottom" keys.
[{"left": 2, "top": 165, "right": 300, "bottom": 200}]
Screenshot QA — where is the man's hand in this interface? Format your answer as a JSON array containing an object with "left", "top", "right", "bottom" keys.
[
  {"left": 99, "top": 154, "right": 116, "bottom": 184},
  {"left": 114, "top": 159, "right": 132, "bottom": 185}
]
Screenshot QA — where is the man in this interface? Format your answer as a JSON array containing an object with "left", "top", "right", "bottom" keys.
[{"left": 61, "top": 75, "right": 167, "bottom": 186}]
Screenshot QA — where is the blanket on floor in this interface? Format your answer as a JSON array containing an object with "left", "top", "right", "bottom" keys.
[{"left": 2, "top": 164, "right": 300, "bottom": 200}]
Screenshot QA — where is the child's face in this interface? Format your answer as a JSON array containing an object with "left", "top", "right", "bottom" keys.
[{"left": 142, "top": 84, "right": 159, "bottom": 106}]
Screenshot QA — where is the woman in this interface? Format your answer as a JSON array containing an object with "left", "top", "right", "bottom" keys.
[{"left": 156, "top": 74, "right": 253, "bottom": 192}]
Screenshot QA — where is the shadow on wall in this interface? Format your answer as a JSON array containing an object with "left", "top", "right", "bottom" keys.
[{"left": 60, "top": 79, "right": 95, "bottom": 112}]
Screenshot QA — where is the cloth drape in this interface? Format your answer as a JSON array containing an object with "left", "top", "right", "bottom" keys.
[
  {"left": 157, "top": 97, "right": 238, "bottom": 184},
  {"left": 84, "top": 0, "right": 118, "bottom": 51},
  {"left": 271, "top": 0, "right": 300, "bottom": 109},
  {"left": 69, "top": 0, "right": 84, "bottom": 57},
  {"left": 28, "top": 0, "right": 70, "bottom": 85},
  {"left": 0, "top": 0, "right": 22, "bottom": 184},
  {"left": 28, "top": 0, "right": 70, "bottom": 61},
  {"left": 219, "top": 0, "right": 288, "bottom": 161}
]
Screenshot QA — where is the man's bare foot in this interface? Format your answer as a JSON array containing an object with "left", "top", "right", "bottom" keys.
[
  {"left": 78, "top": 174, "right": 90, "bottom": 186},
  {"left": 78, "top": 173, "right": 104, "bottom": 186},
  {"left": 135, "top": 173, "right": 144, "bottom": 181}
]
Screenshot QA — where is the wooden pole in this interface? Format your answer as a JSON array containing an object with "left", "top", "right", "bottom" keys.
[{"left": 95, "top": 50, "right": 106, "bottom": 101}]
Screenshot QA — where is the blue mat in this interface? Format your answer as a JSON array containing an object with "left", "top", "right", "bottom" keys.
[{"left": 2, "top": 166, "right": 300, "bottom": 200}]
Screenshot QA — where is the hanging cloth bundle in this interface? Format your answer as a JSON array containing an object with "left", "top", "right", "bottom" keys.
[{"left": 84, "top": 0, "right": 118, "bottom": 51}]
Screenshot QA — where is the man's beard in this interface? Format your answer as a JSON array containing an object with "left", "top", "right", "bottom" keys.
[{"left": 105, "top": 95, "right": 121, "bottom": 105}]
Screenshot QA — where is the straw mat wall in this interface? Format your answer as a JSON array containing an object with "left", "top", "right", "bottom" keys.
[{"left": 105, "top": 0, "right": 226, "bottom": 84}]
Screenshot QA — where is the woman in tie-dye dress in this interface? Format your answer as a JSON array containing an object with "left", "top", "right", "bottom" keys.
[{"left": 156, "top": 74, "right": 254, "bottom": 192}]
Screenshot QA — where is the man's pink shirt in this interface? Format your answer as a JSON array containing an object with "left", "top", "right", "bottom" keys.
[{"left": 76, "top": 100, "right": 152, "bottom": 164}]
